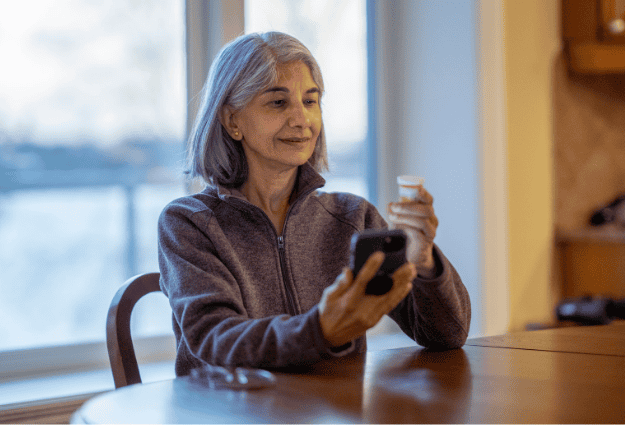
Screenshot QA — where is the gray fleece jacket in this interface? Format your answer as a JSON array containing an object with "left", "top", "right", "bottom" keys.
[{"left": 158, "top": 162, "right": 471, "bottom": 376}]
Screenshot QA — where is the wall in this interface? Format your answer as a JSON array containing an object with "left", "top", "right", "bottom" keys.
[
  {"left": 504, "top": 0, "right": 559, "bottom": 330},
  {"left": 374, "top": 0, "right": 564, "bottom": 334}
]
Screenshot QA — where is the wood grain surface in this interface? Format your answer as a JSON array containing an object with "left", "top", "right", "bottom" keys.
[
  {"left": 466, "top": 321, "right": 625, "bottom": 356},
  {"left": 74, "top": 324, "right": 625, "bottom": 424}
]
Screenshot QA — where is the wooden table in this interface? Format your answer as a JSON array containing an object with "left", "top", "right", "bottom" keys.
[
  {"left": 466, "top": 321, "right": 625, "bottom": 356},
  {"left": 74, "top": 324, "right": 625, "bottom": 423}
]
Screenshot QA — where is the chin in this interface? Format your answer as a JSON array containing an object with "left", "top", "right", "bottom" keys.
[{"left": 279, "top": 152, "right": 314, "bottom": 167}]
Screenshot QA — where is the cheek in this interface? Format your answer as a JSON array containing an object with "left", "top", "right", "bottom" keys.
[
  {"left": 312, "top": 114, "right": 323, "bottom": 135},
  {"left": 247, "top": 118, "right": 281, "bottom": 138}
]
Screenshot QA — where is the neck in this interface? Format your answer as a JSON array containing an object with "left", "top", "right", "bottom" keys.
[{"left": 240, "top": 164, "right": 298, "bottom": 216}]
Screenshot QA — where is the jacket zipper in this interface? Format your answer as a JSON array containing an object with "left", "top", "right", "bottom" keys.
[
  {"left": 274, "top": 187, "right": 318, "bottom": 317},
  {"left": 229, "top": 185, "right": 320, "bottom": 317},
  {"left": 277, "top": 235, "right": 298, "bottom": 316}
]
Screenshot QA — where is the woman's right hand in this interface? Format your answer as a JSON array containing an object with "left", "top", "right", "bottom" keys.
[{"left": 318, "top": 252, "right": 416, "bottom": 348}]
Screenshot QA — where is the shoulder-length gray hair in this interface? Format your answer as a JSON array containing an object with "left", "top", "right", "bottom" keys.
[{"left": 186, "top": 31, "right": 329, "bottom": 188}]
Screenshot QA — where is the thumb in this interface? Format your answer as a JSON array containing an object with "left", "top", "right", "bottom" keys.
[{"left": 334, "top": 267, "right": 353, "bottom": 295}]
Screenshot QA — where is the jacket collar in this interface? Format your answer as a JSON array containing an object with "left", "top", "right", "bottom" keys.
[{"left": 203, "top": 162, "right": 326, "bottom": 205}]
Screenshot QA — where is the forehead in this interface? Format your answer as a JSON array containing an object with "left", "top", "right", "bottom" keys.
[{"left": 272, "top": 61, "right": 317, "bottom": 88}]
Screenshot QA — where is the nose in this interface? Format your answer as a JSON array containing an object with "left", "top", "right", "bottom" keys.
[{"left": 288, "top": 101, "right": 312, "bottom": 128}]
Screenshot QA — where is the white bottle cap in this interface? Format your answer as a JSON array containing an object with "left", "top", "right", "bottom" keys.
[
  {"left": 397, "top": 175, "right": 424, "bottom": 202},
  {"left": 397, "top": 175, "right": 425, "bottom": 187}
]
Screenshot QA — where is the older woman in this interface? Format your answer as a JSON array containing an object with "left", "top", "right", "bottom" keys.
[{"left": 158, "top": 31, "right": 470, "bottom": 376}]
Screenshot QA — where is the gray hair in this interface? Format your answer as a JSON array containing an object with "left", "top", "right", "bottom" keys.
[{"left": 186, "top": 31, "right": 329, "bottom": 188}]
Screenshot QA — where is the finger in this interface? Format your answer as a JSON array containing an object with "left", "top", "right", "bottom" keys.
[
  {"left": 353, "top": 251, "right": 385, "bottom": 294},
  {"left": 375, "top": 280, "right": 412, "bottom": 318},
  {"left": 388, "top": 203, "right": 438, "bottom": 232},
  {"left": 332, "top": 267, "right": 353, "bottom": 296},
  {"left": 416, "top": 186, "right": 434, "bottom": 204},
  {"left": 392, "top": 261, "right": 417, "bottom": 281},
  {"left": 369, "top": 264, "right": 414, "bottom": 313},
  {"left": 431, "top": 214, "right": 439, "bottom": 228},
  {"left": 389, "top": 215, "right": 437, "bottom": 239},
  {"left": 396, "top": 280, "right": 413, "bottom": 304},
  {"left": 389, "top": 203, "right": 435, "bottom": 218},
  {"left": 383, "top": 274, "right": 413, "bottom": 311}
]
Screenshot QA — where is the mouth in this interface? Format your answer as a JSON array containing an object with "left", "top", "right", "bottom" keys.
[{"left": 280, "top": 137, "right": 310, "bottom": 143}]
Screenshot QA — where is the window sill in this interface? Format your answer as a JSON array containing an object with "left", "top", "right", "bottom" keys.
[{"left": 0, "top": 360, "right": 175, "bottom": 407}]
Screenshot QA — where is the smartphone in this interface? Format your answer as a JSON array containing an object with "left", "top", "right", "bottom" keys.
[{"left": 349, "top": 229, "right": 408, "bottom": 295}]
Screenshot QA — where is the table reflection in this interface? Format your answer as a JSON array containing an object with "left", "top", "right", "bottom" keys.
[{"left": 363, "top": 348, "right": 472, "bottom": 423}]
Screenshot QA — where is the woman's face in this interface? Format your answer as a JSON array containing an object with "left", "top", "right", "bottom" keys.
[{"left": 224, "top": 61, "right": 322, "bottom": 174}]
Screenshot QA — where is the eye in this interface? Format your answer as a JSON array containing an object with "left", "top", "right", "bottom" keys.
[{"left": 270, "top": 99, "right": 286, "bottom": 107}]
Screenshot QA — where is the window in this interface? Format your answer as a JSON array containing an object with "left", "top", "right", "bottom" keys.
[
  {"left": 1, "top": 0, "right": 378, "bottom": 390},
  {"left": 245, "top": 0, "right": 369, "bottom": 199},
  {"left": 0, "top": 1, "right": 185, "bottom": 355}
]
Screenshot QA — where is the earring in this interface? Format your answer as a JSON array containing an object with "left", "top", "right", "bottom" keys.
[{"left": 234, "top": 131, "right": 240, "bottom": 138}]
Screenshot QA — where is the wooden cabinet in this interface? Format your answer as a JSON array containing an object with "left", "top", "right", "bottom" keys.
[
  {"left": 563, "top": 0, "right": 625, "bottom": 72},
  {"left": 556, "top": 227, "right": 625, "bottom": 299}
]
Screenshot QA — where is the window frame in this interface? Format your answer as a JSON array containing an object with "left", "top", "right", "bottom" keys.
[{"left": 0, "top": 335, "right": 175, "bottom": 382}]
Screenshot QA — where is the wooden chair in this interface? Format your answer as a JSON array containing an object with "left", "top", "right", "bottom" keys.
[{"left": 106, "top": 272, "right": 162, "bottom": 388}]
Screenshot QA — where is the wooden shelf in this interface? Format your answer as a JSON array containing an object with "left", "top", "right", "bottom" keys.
[
  {"left": 567, "top": 42, "right": 625, "bottom": 73},
  {"left": 555, "top": 226, "right": 625, "bottom": 299}
]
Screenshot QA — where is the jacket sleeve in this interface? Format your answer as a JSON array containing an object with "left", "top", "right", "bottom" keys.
[
  {"left": 364, "top": 203, "right": 471, "bottom": 349},
  {"left": 157, "top": 202, "right": 345, "bottom": 371},
  {"left": 387, "top": 245, "right": 471, "bottom": 349}
]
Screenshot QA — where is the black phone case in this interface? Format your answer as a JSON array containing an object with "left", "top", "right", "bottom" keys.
[{"left": 349, "top": 229, "right": 407, "bottom": 295}]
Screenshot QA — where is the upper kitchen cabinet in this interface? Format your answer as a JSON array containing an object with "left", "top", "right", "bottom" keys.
[{"left": 563, "top": 0, "right": 625, "bottom": 72}]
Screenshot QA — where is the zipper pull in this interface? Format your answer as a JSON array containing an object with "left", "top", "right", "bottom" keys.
[{"left": 277, "top": 236, "right": 284, "bottom": 249}]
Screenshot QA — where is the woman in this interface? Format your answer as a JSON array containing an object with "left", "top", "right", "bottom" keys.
[{"left": 158, "top": 31, "right": 470, "bottom": 376}]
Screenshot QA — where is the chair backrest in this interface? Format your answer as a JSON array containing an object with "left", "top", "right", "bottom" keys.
[{"left": 106, "top": 272, "right": 162, "bottom": 388}]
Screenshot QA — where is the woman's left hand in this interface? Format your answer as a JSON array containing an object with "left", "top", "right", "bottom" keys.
[{"left": 387, "top": 185, "right": 439, "bottom": 279}]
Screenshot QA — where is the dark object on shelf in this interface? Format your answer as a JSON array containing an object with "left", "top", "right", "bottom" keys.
[
  {"left": 589, "top": 193, "right": 625, "bottom": 226},
  {"left": 556, "top": 296, "right": 625, "bottom": 325}
]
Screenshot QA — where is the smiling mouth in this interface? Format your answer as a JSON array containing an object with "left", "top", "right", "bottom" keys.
[{"left": 280, "top": 138, "right": 309, "bottom": 143}]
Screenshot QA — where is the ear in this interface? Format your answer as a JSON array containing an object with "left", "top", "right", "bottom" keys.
[{"left": 220, "top": 105, "right": 242, "bottom": 141}]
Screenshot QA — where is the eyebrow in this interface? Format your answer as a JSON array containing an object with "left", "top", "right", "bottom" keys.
[{"left": 262, "top": 86, "right": 320, "bottom": 95}]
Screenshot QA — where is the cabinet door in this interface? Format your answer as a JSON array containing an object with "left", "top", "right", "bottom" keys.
[
  {"left": 600, "top": 0, "right": 625, "bottom": 41},
  {"left": 562, "top": 0, "right": 598, "bottom": 42},
  {"left": 562, "top": 0, "right": 625, "bottom": 72},
  {"left": 559, "top": 240, "right": 625, "bottom": 298}
]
